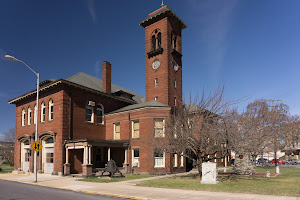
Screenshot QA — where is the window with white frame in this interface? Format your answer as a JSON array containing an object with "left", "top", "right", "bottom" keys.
[
  {"left": 34, "top": 104, "right": 37, "bottom": 124},
  {"left": 85, "top": 105, "right": 94, "bottom": 123},
  {"left": 28, "top": 107, "right": 31, "bottom": 125},
  {"left": 21, "top": 109, "right": 25, "bottom": 126},
  {"left": 154, "top": 119, "right": 164, "bottom": 137},
  {"left": 132, "top": 120, "right": 139, "bottom": 138},
  {"left": 154, "top": 150, "right": 165, "bottom": 168},
  {"left": 132, "top": 149, "right": 140, "bottom": 167},
  {"left": 49, "top": 99, "right": 53, "bottom": 121},
  {"left": 114, "top": 123, "right": 120, "bottom": 140},
  {"left": 96, "top": 104, "right": 104, "bottom": 124},
  {"left": 41, "top": 102, "right": 45, "bottom": 122},
  {"left": 180, "top": 152, "right": 184, "bottom": 167},
  {"left": 173, "top": 153, "right": 178, "bottom": 167}
]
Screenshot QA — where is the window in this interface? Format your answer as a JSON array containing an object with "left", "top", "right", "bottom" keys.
[
  {"left": 41, "top": 102, "right": 45, "bottom": 122},
  {"left": 173, "top": 154, "right": 178, "bottom": 167},
  {"left": 114, "top": 123, "right": 120, "bottom": 140},
  {"left": 96, "top": 104, "right": 104, "bottom": 124},
  {"left": 24, "top": 140, "right": 30, "bottom": 145},
  {"left": 155, "top": 96, "right": 158, "bottom": 101},
  {"left": 154, "top": 119, "right": 164, "bottom": 137},
  {"left": 48, "top": 99, "right": 53, "bottom": 121},
  {"left": 174, "top": 97, "right": 177, "bottom": 106},
  {"left": 152, "top": 35, "right": 156, "bottom": 51},
  {"left": 28, "top": 107, "right": 31, "bottom": 125},
  {"left": 155, "top": 78, "right": 158, "bottom": 88},
  {"left": 25, "top": 150, "right": 30, "bottom": 162},
  {"left": 132, "top": 120, "right": 139, "bottom": 138},
  {"left": 180, "top": 152, "right": 184, "bottom": 167},
  {"left": 86, "top": 105, "right": 94, "bottom": 123},
  {"left": 157, "top": 32, "right": 161, "bottom": 49},
  {"left": 34, "top": 104, "right": 37, "bottom": 124},
  {"left": 132, "top": 149, "right": 140, "bottom": 167},
  {"left": 154, "top": 150, "right": 165, "bottom": 168},
  {"left": 21, "top": 109, "right": 25, "bottom": 126},
  {"left": 174, "top": 79, "right": 176, "bottom": 88},
  {"left": 45, "top": 137, "right": 54, "bottom": 144},
  {"left": 46, "top": 152, "right": 54, "bottom": 163}
]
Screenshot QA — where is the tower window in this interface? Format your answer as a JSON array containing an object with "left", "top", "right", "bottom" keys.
[
  {"left": 174, "top": 97, "right": 177, "bottom": 106},
  {"left": 174, "top": 79, "right": 177, "bottom": 88},
  {"left": 157, "top": 32, "right": 161, "bottom": 49},
  {"left": 152, "top": 35, "right": 156, "bottom": 51},
  {"left": 155, "top": 78, "right": 158, "bottom": 88},
  {"left": 155, "top": 96, "right": 158, "bottom": 101}
]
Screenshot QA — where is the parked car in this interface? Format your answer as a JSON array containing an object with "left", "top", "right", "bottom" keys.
[
  {"left": 270, "top": 159, "right": 285, "bottom": 164},
  {"left": 286, "top": 159, "right": 300, "bottom": 165},
  {"left": 257, "top": 158, "right": 268, "bottom": 164}
]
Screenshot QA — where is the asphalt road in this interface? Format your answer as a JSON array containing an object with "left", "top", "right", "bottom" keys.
[{"left": 0, "top": 180, "right": 129, "bottom": 200}]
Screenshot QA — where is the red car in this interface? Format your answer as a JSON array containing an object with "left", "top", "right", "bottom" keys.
[{"left": 270, "top": 159, "right": 285, "bottom": 164}]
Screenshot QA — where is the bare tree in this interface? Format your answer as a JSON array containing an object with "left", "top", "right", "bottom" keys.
[
  {"left": 149, "top": 86, "right": 232, "bottom": 177},
  {"left": 0, "top": 128, "right": 15, "bottom": 166}
]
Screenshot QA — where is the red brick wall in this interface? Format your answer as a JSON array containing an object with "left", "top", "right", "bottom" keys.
[
  {"left": 106, "top": 107, "right": 186, "bottom": 174},
  {"left": 144, "top": 16, "right": 183, "bottom": 107}
]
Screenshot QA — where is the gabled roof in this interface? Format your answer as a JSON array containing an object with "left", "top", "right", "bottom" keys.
[
  {"left": 108, "top": 101, "right": 169, "bottom": 114},
  {"left": 8, "top": 72, "right": 145, "bottom": 105},
  {"left": 139, "top": 5, "right": 187, "bottom": 29},
  {"left": 66, "top": 72, "right": 144, "bottom": 104}
]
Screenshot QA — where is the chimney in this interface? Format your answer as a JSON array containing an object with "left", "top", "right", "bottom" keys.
[{"left": 102, "top": 61, "right": 111, "bottom": 94}]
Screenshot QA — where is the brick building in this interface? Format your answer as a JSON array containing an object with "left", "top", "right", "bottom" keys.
[{"left": 9, "top": 5, "right": 188, "bottom": 176}]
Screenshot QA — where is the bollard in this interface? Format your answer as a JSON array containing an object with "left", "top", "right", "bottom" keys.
[{"left": 266, "top": 170, "right": 270, "bottom": 177}]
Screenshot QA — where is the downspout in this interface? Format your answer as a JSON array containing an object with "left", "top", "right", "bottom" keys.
[{"left": 128, "top": 112, "right": 131, "bottom": 173}]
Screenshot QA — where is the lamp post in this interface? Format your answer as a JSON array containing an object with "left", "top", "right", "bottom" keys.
[{"left": 5, "top": 55, "right": 39, "bottom": 182}]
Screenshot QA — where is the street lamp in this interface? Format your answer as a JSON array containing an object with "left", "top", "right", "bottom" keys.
[{"left": 5, "top": 55, "right": 39, "bottom": 182}]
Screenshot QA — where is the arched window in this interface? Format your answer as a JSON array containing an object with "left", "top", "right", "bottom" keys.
[
  {"left": 34, "top": 104, "right": 37, "bottom": 124},
  {"left": 86, "top": 103, "right": 94, "bottom": 123},
  {"left": 45, "top": 137, "right": 54, "bottom": 144},
  {"left": 49, "top": 99, "right": 53, "bottom": 121},
  {"left": 152, "top": 35, "right": 156, "bottom": 51},
  {"left": 22, "top": 109, "right": 25, "bottom": 127},
  {"left": 157, "top": 32, "right": 161, "bottom": 49},
  {"left": 96, "top": 104, "right": 104, "bottom": 124},
  {"left": 41, "top": 102, "right": 45, "bottom": 122},
  {"left": 155, "top": 78, "right": 158, "bottom": 88},
  {"left": 28, "top": 107, "right": 32, "bottom": 125}
]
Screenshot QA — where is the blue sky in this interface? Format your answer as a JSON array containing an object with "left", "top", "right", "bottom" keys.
[{"left": 0, "top": 0, "right": 299, "bottom": 135}]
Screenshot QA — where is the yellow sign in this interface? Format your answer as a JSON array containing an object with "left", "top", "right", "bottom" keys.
[{"left": 31, "top": 141, "right": 43, "bottom": 152}]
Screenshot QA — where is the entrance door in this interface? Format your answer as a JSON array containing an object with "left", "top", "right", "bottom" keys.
[
  {"left": 44, "top": 148, "right": 54, "bottom": 174},
  {"left": 21, "top": 140, "right": 30, "bottom": 173},
  {"left": 69, "top": 149, "right": 84, "bottom": 174}
]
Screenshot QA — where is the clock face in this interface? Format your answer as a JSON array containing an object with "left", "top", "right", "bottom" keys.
[
  {"left": 172, "top": 61, "right": 179, "bottom": 71},
  {"left": 152, "top": 59, "right": 160, "bottom": 70}
]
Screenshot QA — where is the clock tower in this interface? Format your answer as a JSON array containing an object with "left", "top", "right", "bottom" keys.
[{"left": 140, "top": 5, "right": 187, "bottom": 107}]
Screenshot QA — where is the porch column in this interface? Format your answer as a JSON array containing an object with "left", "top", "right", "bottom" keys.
[
  {"left": 66, "top": 147, "right": 69, "bottom": 164},
  {"left": 108, "top": 148, "right": 111, "bottom": 161},
  {"left": 88, "top": 146, "right": 92, "bottom": 164},
  {"left": 125, "top": 149, "right": 128, "bottom": 164}
]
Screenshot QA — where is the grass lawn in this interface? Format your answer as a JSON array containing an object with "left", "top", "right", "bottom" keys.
[
  {"left": 79, "top": 174, "right": 156, "bottom": 183},
  {"left": 0, "top": 164, "right": 14, "bottom": 174},
  {"left": 138, "top": 167, "right": 300, "bottom": 197}
]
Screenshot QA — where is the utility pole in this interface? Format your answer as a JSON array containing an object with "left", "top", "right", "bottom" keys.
[{"left": 266, "top": 100, "right": 281, "bottom": 168}]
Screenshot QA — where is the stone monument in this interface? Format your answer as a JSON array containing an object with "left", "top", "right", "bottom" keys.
[
  {"left": 231, "top": 153, "right": 255, "bottom": 175},
  {"left": 201, "top": 162, "right": 218, "bottom": 184}
]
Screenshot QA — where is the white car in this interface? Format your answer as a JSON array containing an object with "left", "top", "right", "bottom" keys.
[{"left": 286, "top": 159, "right": 300, "bottom": 165}]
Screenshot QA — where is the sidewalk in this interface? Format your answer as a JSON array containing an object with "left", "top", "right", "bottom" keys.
[{"left": 0, "top": 172, "right": 298, "bottom": 200}]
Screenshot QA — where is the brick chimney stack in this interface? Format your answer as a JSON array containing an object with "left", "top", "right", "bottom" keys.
[{"left": 102, "top": 61, "right": 111, "bottom": 94}]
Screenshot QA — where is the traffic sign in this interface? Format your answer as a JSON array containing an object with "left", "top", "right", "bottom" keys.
[{"left": 31, "top": 141, "right": 43, "bottom": 152}]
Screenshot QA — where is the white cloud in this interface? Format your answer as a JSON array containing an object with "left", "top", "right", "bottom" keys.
[
  {"left": 188, "top": 0, "right": 239, "bottom": 79},
  {"left": 88, "top": 0, "right": 97, "bottom": 22},
  {"left": 94, "top": 60, "right": 101, "bottom": 78}
]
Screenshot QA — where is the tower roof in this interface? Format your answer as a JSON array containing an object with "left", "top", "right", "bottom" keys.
[{"left": 139, "top": 5, "right": 187, "bottom": 29}]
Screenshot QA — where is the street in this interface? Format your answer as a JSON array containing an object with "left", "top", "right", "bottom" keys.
[{"left": 0, "top": 180, "right": 128, "bottom": 200}]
